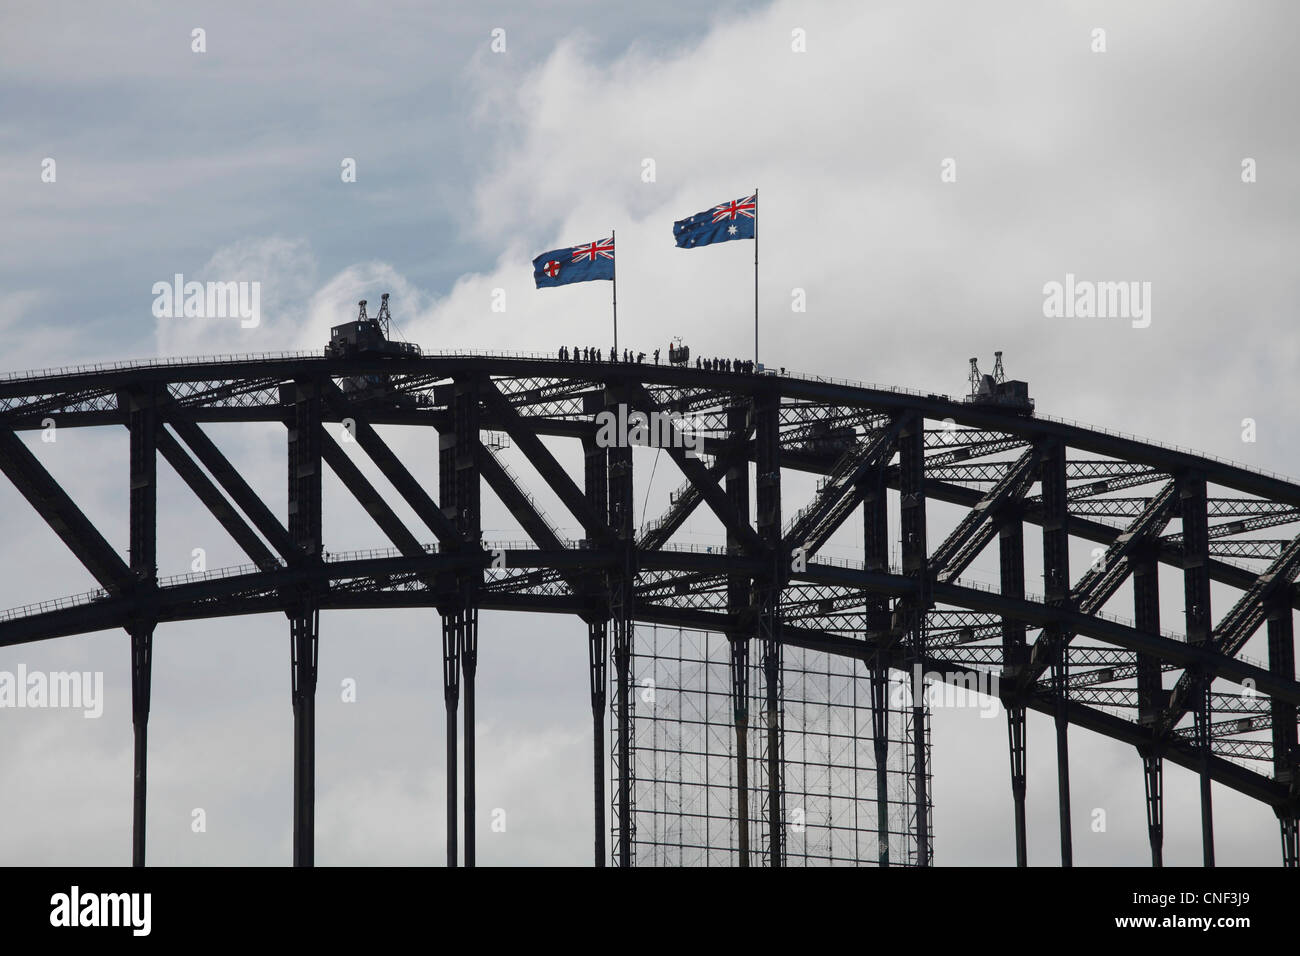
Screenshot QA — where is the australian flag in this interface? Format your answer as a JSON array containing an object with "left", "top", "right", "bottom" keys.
[
  {"left": 673, "top": 194, "right": 756, "bottom": 248},
  {"left": 532, "top": 237, "right": 614, "bottom": 288}
]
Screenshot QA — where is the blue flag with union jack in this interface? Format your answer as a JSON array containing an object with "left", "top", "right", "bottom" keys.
[
  {"left": 532, "top": 237, "right": 614, "bottom": 288},
  {"left": 673, "top": 194, "right": 756, "bottom": 248}
]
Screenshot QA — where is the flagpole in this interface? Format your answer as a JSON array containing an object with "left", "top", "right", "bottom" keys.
[
  {"left": 611, "top": 229, "right": 618, "bottom": 356},
  {"left": 753, "top": 188, "right": 759, "bottom": 367}
]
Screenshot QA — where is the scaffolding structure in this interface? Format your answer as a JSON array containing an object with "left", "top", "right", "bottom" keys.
[{"left": 613, "top": 624, "right": 929, "bottom": 866}]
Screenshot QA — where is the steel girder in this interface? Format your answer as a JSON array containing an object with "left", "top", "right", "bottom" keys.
[{"left": 2, "top": 353, "right": 1300, "bottom": 865}]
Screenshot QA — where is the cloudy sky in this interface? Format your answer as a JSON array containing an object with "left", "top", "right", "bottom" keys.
[{"left": 1, "top": 0, "right": 1297, "bottom": 866}]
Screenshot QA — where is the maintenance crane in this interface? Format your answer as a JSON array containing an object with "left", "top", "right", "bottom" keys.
[
  {"left": 324, "top": 292, "right": 423, "bottom": 403},
  {"left": 965, "top": 350, "right": 1034, "bottom": 414}
]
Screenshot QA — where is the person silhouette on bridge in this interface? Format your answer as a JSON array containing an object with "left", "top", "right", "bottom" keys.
[{"left": 654, "top": 348, "right": 660, "bottom": 364}]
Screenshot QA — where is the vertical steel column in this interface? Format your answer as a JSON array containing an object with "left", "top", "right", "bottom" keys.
[
  {"left": 1281, "top": 816, "right": 1299, "bottom": 868},
  {"left": 1050, "top": 660, "right": 1072, "bottom": 864},
  {"left": 753, "top": 390, "right": 782, "bottom": 866},
  {"left": 898, "top": 413, "right": 929, "bottom": 866},
  {"left": 436, "top": 420, "right": 459, "bottom": 867},
  {"left": 284, "top": 380, "right": 323, "bottom": 867},
  {"left": 728, "top": 635, "right": 751, "bottom": 867},
  {"left": 1181, "top": 472, "right": 1214, "bottom": 866},
  {"left": 610, "top": 602, "right": 633, "bottom": 868},
  {"left": 1266, "top": 600, "right": 1298, "bottom": 866},
  {"left": 868, "top": 666, "right": 889, "bottom": 866},
  {"left": 462, "top": 607, "right": 478, "bottom": 868},
  {"left": 436, "top": 376, "right": 481, "bottom": 867},
  {"left": 438, "top": 607, "right": 460, "bottom": 868},
  {"left": 129, "top": 625, "right": 153, "bottom": 867},
  {"left": 610, "top": 444, "right": 634, "bottom": 867},
  {"left": 125, "top": 388, "right": 158, "bottom": 868},
  {"left": 606, "top": 385, "right": 635, "bottom": 866},
  {"left": 1133, "top": 548, "right": 1164, "bottom": 866},
  {"left": 725, "top": 401, "right": 752, "bottom": 866},
  {"left": 998, "top": 511, "right": 1028, "bottom": 867},
  {"left": 290, "top": 607, "right": 319, "bottom": 868},
  {"left": 454, "top": 378, "right": 481, "bottom": 868},
  {"left": 587, "top": 616, "right": 609, "bottom": 866},
  {"left": 1141, "top": 749, "right": 1164, "bottom": 867},
  {"left": 1040, "top": 440, "right": 1072, "bottom": 866},
  {"left": 863, "top": 459, "right": 890, "bottom": 866},
  {"left": 583, "top": 435, "right": 609, "bottom": 867}
]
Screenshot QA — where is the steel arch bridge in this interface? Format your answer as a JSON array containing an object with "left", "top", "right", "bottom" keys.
[{"left": 0, "top": 349, "right": 1296, "bottom": 868}]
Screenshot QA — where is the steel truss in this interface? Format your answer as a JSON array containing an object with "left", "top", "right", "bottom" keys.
[{"left": 0, "top": 351, "right": 1297, "bottom": 866}]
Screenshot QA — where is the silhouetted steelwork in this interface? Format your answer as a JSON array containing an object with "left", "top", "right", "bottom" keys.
[
  {"left": 126, "top": 385, "right": 157, "bottom": 868},
  {"left": 0, "top": 344, "right": 1297, "bottom": 866}
]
